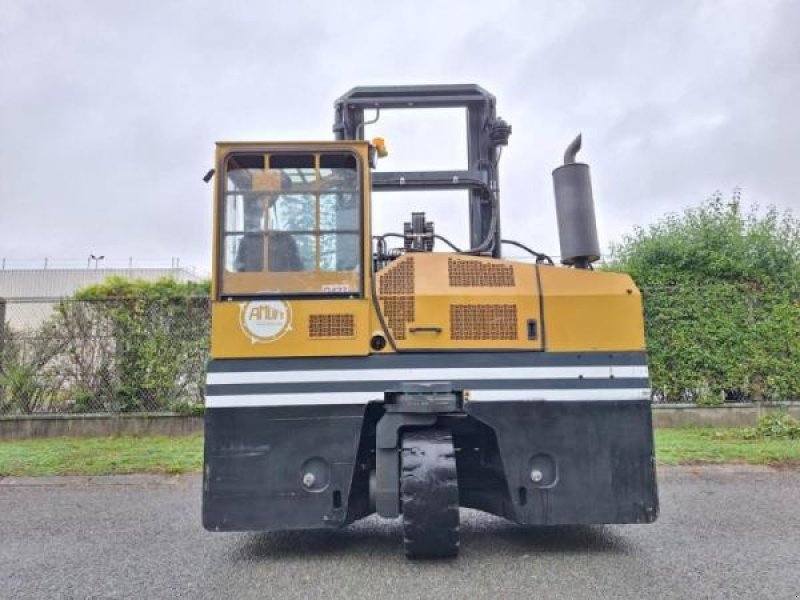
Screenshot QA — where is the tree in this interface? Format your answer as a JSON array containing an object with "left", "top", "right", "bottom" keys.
[{"left": 606, "top": 193, "right": 800, "bottom": 403}]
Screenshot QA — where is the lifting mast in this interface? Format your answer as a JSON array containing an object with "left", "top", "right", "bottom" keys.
[{"left": 333, "top": 85, "right": 511, "bottom": 257}]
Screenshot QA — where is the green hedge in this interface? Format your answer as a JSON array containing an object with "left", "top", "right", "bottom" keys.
[{"left": 608, "top": 196, "right": 800, "bottom": 403}]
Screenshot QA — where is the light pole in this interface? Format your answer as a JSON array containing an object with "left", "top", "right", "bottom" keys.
[{"left": 89, "top": 254, "right": 105, "bottom": 269}]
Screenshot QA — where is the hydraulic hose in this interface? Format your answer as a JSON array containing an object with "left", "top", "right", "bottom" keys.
[
  {"left": 373, "top": 233, "right": 463, "bottom": 253},
  {"left": 500, "top": 239, "right": 554, "bottom": 265},
  {"left": 369, "top": 261, "right": 399, "bottom": 352},
  {"left": 461, "top": 187, "right": 498, "bottom": 255},
  {"left": 434, "top": 235, "right": 462, "bottom": 252}
]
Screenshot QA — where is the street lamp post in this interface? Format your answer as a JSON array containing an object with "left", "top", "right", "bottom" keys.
[{"left": 89, "top": 254, "right": 105, "bottom": 269}]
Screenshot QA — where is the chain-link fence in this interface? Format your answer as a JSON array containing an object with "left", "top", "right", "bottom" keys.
[
  {"left": 0, "top": 297, "right": 209, "bottom": 415},
  {"left": 1, "top": 284, "right": 798, "bottom": 415}
]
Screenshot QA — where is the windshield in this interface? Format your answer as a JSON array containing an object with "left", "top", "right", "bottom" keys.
[{"left": 220, "top": 152, "right": 361, "bottom": 296}]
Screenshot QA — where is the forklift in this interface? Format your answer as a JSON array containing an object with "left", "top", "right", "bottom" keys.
[{"left": 202, "top": 85, "right": 658, "bottom": 558}]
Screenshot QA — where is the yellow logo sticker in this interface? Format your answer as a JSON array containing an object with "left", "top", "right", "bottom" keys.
[{"left": 239, "top": 300, "right": 292, "bottom": 344}]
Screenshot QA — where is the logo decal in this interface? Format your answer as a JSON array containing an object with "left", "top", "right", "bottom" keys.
[{"left": 239, "top": 300, "right": 292, "bottom": 344}]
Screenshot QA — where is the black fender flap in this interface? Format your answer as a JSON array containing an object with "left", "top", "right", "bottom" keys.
[
  {"left": 465, "top": 399, "right": 659, "bottom": 525},
  {"left": 202, "top": 405, "right": 366, "bottom": 531}
]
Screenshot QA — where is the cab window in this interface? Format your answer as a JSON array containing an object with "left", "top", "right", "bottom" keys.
[{"left": 220, "top": 152, "right": 361, "bottom": 296}]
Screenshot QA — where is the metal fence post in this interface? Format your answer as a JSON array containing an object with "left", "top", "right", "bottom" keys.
[{"left": 0, "top": 297, "right": 5, "bottom": 406}]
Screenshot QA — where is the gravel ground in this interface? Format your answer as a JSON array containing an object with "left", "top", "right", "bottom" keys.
[{"left": 1, "top": 466, "right": 799, "bottom": 599}]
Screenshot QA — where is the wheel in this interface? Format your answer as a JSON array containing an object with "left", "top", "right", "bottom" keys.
[{"left": 400, "top": 429, "right": 460, "bottom": 559}]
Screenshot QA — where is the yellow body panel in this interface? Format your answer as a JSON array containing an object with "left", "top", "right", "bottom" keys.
[
  {"left": 210, "top": 298, "right": 370, "bottom": 358},
  {"left": 376, "top": 253, "right": 543, "bottom": 351},
  {"left": 221, "top": 270, "right": 360, "bottom": 296},
  {"left": 537, "top": 266, "right": 646, "bottom": 351}
]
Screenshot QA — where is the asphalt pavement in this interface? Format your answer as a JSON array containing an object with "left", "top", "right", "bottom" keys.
[{"left": 1, "top": 466, "right": 799, "bottom": 599}]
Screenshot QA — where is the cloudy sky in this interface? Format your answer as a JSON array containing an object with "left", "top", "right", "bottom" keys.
[{"left": 1, "top": 0, "right": 797, "bottom": 273}]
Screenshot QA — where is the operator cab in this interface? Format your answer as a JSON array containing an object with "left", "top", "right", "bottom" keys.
[{"left": 220, "top": 151, "right": 363, "bottom": 297}]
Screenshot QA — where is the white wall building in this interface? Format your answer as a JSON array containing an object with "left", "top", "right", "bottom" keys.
[{"left": 0, "top": 267, "right": 203, "bottom": 330}]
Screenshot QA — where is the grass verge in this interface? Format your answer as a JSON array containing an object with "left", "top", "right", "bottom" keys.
[
  {"left": 0, "top": 428, "right": 799, "bottom": 477},
  {"left": 655, "top": 427, "right": 800, "bottom": 466},
  {"left": 0, "top": 435, "right": 203, "bottom": 477}
]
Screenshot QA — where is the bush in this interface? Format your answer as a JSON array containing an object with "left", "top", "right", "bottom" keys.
[
  {"left": 607, "top": 195, "right": 800, "bottom": 403},
  {"left": 74, "top": 277, "right": 210, "bottom": 412},
  {"left": 0, "top": 364, "right": 47, "bottom": 414},
  {"left": 51, "top": 301, "right": 117, "bottom": 412},
  {"left": 744, "top": 411, "right": 800, "bottom": 440},
  {"left": 0, "top": 316, "right": 68, "bottom": 414},
  {"left": 0, "top": 277, "right": 210, "bottom": 415}
]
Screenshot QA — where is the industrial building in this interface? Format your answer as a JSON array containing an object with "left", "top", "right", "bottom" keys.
[{"left": 0, "top": 266, "right": 202, "bottom": 330}]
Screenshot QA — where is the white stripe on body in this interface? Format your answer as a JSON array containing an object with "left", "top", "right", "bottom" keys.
[
  {"left": 467, "top": 388, "right": 652, "bottom": 402},
  {"left": 205, "top": 388, "right": 651, "bottom": 407},
  {"left": 206, "top": 365, "right": 649, "bottom": 386}
]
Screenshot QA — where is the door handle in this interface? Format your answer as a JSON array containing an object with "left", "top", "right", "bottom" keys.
[{"left": 409, "top": 326, "right": 443, "bottom": 334}]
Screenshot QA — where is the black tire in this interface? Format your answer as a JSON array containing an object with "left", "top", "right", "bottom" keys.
[{"left": 400, "top": 429, "right": 460, "bottom": 559}]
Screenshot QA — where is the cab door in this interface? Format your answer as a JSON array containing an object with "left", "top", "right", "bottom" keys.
[{"left": 210, "top": 142, "right": 373, "bottom": 359}]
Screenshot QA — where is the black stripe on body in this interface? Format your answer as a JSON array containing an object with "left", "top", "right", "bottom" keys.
[
  {"left": 205, "top": 404, "right": 366, "bottom": 418},
  {"left": 207, "top": 351, "right": 648, "bottom": 373}
]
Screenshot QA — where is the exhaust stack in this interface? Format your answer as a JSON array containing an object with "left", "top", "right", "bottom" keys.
[{"left": 552, "top": 134, "right": 601, "bottom": 268}]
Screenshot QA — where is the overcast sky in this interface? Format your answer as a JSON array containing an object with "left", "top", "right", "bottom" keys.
[{"left": 1, "top": 0, "right": 798, "bottom": 273}]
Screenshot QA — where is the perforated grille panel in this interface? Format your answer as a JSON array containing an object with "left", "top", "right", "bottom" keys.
[
  {"left": 309, "top": 314, "right": 356, "bottom": 338},
  {"left": 378, "top": 258, "right": 415, "bottom": 340},
  {"left": 383, "top": 297, "right": 415, "bottom": 340},
  {"left": 379, "top": 257, "right": 415, "bottom": 294},
  {"left": 448, "top": 258, "right": 515, "bottom": 287},
  {"left": 450, "top": 304, "right": 518, "bottom": 340}
]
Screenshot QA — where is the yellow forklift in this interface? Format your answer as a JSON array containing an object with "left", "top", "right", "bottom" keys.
[{"left": 202, "top": 85, "right": 658, "bottom": 558}]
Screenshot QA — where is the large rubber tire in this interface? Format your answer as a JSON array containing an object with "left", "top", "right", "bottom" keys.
[{"left": 400, "top": 429, "right": 460, "bottom": 559}]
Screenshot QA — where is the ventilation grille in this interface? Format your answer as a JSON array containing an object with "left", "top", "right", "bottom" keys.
[
  {"left": 379, "top": 257, "right": 415, "bottom": 295},
  {"left": 450, "top": 304, "right": 518, "bottom": 340},
  {"left": 379, "top": 258, "right": 415, "bottom": 340},
  {"left": 382, "top": 297, "right": 415, "bottom": 340},
  {"left": 309, "top": 314, "right": 356, "bottom": 339},
  {"left": 448, "top": 258, "right": 515, "bottom": 287}
]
